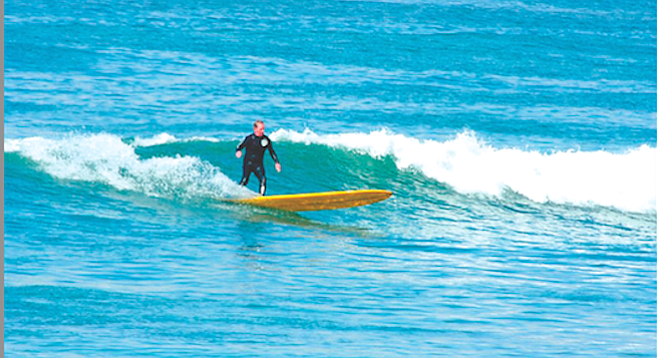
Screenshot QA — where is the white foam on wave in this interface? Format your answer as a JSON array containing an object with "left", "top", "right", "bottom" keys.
[
  {"left": 271, "top": 128, "right": 657, "bottom": 213},
  {"left": 5, "top": 133, "right": 252, "bottom": 199},
  {"left": 132, "top": 133, "right": 179, "bottom": 147},
  {"left": 131, "top": 133, "right": 220, "bottom": 147}
]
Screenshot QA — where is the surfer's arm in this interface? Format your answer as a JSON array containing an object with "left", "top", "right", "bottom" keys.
[
  {"left": 268, "top": 142, "right": 279, "bottom": 163},
  {"left": 268, "top": 142, "right": 282, "bottom": 172},
  {"left": 235, "top": 136, "right": 248, "bottom": 158},
  {"left": 236, "top": 136, "right": 248, "bottom": 151}
]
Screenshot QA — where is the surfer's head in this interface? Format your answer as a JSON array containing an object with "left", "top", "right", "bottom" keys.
[{"left": 253, "top": 120, "right": 265, "bottom": 137}]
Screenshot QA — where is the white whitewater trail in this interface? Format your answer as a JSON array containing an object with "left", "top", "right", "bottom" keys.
[{"left": 5, "top": 133, "right": 252, "bottom": 199}]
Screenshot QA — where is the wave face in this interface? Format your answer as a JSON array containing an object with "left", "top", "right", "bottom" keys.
[
  {"left": 271, "top": 129, "right": 657, "bottom": 213},
  {"left": 6, "top": 130, "right": 656, "bottom": 213},
  {"left": 5, "top": 133, "right": 253, "bottom": 200},
  {"left": 7, "top": 129, "right": 654, "bottom": 213}
]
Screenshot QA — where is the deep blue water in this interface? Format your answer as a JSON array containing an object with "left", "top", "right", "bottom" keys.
[{"left": 4, "top": 0, "right": 657, "bottom": 356}]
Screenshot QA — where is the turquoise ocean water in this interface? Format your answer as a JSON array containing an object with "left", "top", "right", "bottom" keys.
[{"left": 5, "top": 0, "right": 657, "bottom": 356}]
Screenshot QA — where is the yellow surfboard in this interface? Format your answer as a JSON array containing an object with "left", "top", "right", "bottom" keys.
[{"left": 230, "top": 189, "right": 392, "bottom": 212}]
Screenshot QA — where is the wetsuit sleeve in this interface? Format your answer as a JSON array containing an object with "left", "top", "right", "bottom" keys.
[
  {"left": 236, "top": 136, "right": 248, "bottom": 151},
  {"left": 268, "top": 140, "right": 280, "bottom": 164}
]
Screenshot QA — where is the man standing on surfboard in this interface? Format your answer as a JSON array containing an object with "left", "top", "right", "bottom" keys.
[{"left": 235, "top": 120, "right": 282, "bottom": 196}]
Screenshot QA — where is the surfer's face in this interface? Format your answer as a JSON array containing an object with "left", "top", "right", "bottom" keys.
[{"left": 254, "top": 123, "right": 265, "bottom": 137}]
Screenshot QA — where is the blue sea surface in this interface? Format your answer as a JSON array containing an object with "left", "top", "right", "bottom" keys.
[{"left": 4, "top": 0, "right": 657, "bottom": 356}]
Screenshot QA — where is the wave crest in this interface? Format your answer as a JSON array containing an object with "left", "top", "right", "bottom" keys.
[{"left": 271, "top": 128, "right": 657, "bottom": 212}]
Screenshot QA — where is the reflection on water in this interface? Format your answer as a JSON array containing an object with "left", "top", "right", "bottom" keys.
[{"left": 219, "top": 200, "right": 375, "bottom": 237}]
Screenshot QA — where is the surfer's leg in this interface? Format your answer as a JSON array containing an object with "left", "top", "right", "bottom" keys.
[
  {"left": 239, "top": 164, "right": 251, "bottom": 186},
  {"left": 239, "top": 175, "right": 249, "bottom": 186},
  {"left": 253, "top": 166, "right": 266, "bottom": 195}
]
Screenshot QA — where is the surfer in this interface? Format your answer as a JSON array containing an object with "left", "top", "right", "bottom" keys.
[{"left": 235, "top": 120, "right": 282, "bottom": 196}]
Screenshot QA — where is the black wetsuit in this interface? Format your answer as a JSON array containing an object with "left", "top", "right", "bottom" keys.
[{"left": 236, "top": 134, "right": 279, "bottom": 195}]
